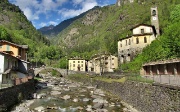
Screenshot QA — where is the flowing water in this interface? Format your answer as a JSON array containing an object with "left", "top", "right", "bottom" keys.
[{"left": 12, "top": 76, "right": 125, "bottom": 112}]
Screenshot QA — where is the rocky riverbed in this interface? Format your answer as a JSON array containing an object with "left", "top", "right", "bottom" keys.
[{"left": 11, "top": 75, "right": 134, "bottom": 112}]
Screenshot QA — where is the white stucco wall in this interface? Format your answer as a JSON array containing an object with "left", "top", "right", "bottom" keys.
[
  {"left": 133, "top": 26, "right": 153, "bottom": 35},
  {"left": 0, "top": 54, "right": 4, "bottom": 83}
]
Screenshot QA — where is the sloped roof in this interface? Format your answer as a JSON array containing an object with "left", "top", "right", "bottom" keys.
[
  {"left": 0, "top": 40, "right": 28, "bottom": 49},
  {"left": 143, "top": 58, "right": 180, "bottom": 66},
  {"left": 130, "top": 24, "right": 154, "bottom": 30}
]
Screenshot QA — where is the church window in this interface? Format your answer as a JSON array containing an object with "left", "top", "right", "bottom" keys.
[
  {"left": 136, "top": 38, "right": 139, "bottom": 44},
  {"left": 144, "top": 37, "right": 147, "bottom": 43},
  {"left": 152, "top": 10, "right": 156, "bottom": 16}
]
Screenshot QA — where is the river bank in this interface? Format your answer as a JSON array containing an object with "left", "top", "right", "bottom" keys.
[{"left": 11, "top": 74, "right": 134, "bottom": 112}]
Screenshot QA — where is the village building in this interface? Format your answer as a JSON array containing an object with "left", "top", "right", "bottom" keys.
[
  {"left": 141, "top": 59, "right": 180, "bottom": 75},
  {"left": 88, "top": 54, "right": 118, "bottom": 74},
  {"left": 0, "top": 40, "right": 28, "bottom": 61},
  {"left": 118, "top": 24, "right": 157, "bottom": 63},
  {"left": 0, "top": 40, "right": 31, "bottom": 87},
  {"left": 68, "top": 58, "right": 88, "bottom": 72},
  {"left": 118, "top": 7, "right": 160, "bottom": 63}
]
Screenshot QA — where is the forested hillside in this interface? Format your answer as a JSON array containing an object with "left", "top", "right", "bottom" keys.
[
  {"left": 122, "top": 4, "right": 180, "bottom": 72},
  {"left": 51, "top": 0, "right": 180, "bottom": 70},
  {"left": 0, "top": 0, "right": 62, "bottom": 64}
]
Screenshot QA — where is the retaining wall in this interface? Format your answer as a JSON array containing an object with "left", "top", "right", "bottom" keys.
[
  {"left": 0, "top": 80, "right": 35, "bottom": 111},
  {"left": 70, "top": 76, "right": 180, "bottom": 112}
]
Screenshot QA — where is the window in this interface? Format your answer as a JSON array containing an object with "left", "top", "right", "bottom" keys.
[
  {"left": 78, "top": 61, "right": 80, "bottom": 63},
  {"left": 136, "top": 38, "right": 139, "bottom": 44},
  {"left": 81, "top": 64, "right": 83, "bottom": 67},
  {"left": 112, "top": 58, "right": 114, "bottom": 60},
  {"left": 81, "top": 61, "right": 83, "bottom": 63},
  {"left": 0, "top": 44, "right": 2, "bottom": 48},
  {"left": 73, "top": 61, "right": 75, "bottom": 63},
  {"left": 129, "top": 39, "right": 131, "bottom": 45},
  {"left": 152, "top": 10, "right": 156, "bottom": 16},
  {"left": 120, "top": 44, "right": 122, "bottom": 47},
  {"left": 126, "top": 40, "right": 127, "bottom": 45},
  {"left": 144, "top": 37, "right": 147, "bottom": 43},
  {"left": 141, "top": 29, "right": 144, "bottom": 34},
  {"left": 73, "top": 64, "right": 75, "bottom": 67},
  {"left": 6, "top": 45, "right": 10, "bottom": 51}
]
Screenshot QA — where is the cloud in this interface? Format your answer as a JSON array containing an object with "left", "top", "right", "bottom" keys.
[
  {"left": 49, "top": 21, "right": 58, "bottom": 25},
  {"left": 11, "top": 0, "right": 68, "bottom": 21},
  {"left": 72, "top": 0, "right": 84, "bottom": 5},
  {"left": 59, "top": 0, "right": 98, "bottom": 19},
  {"left": 39, "top": 22, "right": 47, "bottom": 27},
  {"left": 39, "top": 21, "right": 58, "bottom": 27}
]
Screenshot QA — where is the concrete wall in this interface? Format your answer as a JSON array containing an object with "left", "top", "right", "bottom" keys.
[
  {"left": 132, "top": 25, "right": 153, "bottom": 34},
  {"left": 0, "top": 80, "right": 35, "bottom": 111},
  {"left": 70, "top": 76, "right": 180, "bottom": 112}
]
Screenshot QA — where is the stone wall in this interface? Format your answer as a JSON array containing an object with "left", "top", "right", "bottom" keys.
[
  {"left": 0, "top": 80, "right": 35, "bottom": 111},
  {"left": 70, "top": 76, "right": 180, "bottom": 112}
]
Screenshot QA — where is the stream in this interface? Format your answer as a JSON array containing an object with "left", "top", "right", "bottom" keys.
[{"left": 11, "top": 75, "right": 131, "bottom": 112}]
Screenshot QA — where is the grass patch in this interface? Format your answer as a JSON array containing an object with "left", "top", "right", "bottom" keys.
[
  {"left": 95, "top": 77, "right": 126, "bottom": 83},
  {"left": 127, "top": 75, "right": 154, "bottom": 84},
  {"left": 34, "top": 77, "right": 42, "bottom": 81},
  {"left": 68, "top": 74, "right": 126, "bottom": 83}
]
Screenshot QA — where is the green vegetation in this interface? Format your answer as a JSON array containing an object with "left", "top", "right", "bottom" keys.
[
  {"left": 68, "top": 74, "right": 153, "bottom": 84},
  {"left": 0, "top": 1, "right": 67, "bottom": 66},
  {"left": 51, "top": 70, "right": 57, "bottom": 76},
  {"left": 122, "top": 4, "right": 180, "bottom": 72},
  {"left": 1, "top": 0, "right": 180, "bottom": 70},
  {"left": 126, "top": 75, "right": 154, "bottom": 84},
  {"left": 95, "top": 76, "right": 126, "bottom": 83},
  {"left": 50, "top": 0, "right": 180, "bottom": 69}
]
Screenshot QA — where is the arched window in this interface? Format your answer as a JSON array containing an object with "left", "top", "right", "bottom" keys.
[
  {"left": 152, "top": 10, "right": 156, "bottom": 16},
  {"left": 136, "top": 37, "right": 139, "bottom": 44},
  {"left": 144, "top": 37, "right": 147, "bottom": 43}
]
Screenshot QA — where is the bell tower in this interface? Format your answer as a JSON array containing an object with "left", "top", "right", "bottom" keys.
[{"left": 151, "top": 7, "right": 160, "bottom": 36}]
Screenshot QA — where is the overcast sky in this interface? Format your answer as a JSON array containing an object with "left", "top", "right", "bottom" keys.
[{"left": 9, "top": 0, "right": 116, "bottom": 29}]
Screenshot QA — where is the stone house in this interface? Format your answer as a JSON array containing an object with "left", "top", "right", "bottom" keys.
[
  {"left": 68, "top": 58, "right": 88, "bottom": 72},
  {"left": 88, "top": 54, "right": 118, "bottom": 74},
  {"left": 118, "top": 24, "right": 157, "bottom": 63},
  {"left": 141, "top": 59, "right": 180, "bottom": 75}
]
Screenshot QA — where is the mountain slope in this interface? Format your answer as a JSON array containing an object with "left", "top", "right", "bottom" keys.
[
  {"left": 0, "top": 0, "right": 50, "bottom": 59},
  {"left": 38, "top": 6, "right": 101, "bottom": 37},
  {"left": 53, "top": 0, "right": 177, "bottom": 57}
]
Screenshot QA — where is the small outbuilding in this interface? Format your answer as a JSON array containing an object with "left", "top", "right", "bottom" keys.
[{"left": 141, "top": 59, "right": 180, "bottom": 75}]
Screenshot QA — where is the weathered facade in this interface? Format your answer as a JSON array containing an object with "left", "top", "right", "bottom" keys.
[
  {"left": 141, "top": 59, "right": 180, "bottom": 75},
  {"left": 0, "top": 40, "right": 30, "bottom": 87},
  {"left": 88, "top": 54, "right": 118, "bottom": 74},
  {"left": 118, "top": 24, "right": 156, "bottom": 63},
  {"left": 68, "top": 58, "right": 88, "bottom": 72},
  {"left": 118, "top": 7, "right": 160, "bottom": 64},
  {"left": 0, "top": 40, "right": 28, "bottom": 61}
]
